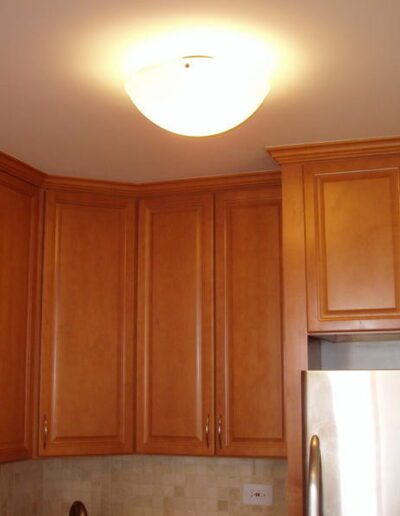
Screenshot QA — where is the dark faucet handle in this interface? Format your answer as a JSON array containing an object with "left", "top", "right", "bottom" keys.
[{"left": 69, "top": 501, "right": 88, "bottom": 516}]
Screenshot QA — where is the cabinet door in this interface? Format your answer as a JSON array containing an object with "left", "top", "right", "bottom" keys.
[
  {"left": 39, "top": 191, "right": 135, "bottom": 456},
  {"left": 304, "top": 156, "right": 400, "bottom": 332},
  {"left": 137, "top": 194, "right": 214, "bottom": 455},
  {"left": 0, "top": 173, "right": 41, "bottom": 462},
  {"left": 215, "top": 188, "right": 286, "bottom": 457}
]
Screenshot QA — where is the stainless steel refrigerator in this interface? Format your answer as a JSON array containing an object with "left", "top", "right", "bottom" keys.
[{"left": 303, "top": 370, "right": 400, "bottom": 516}]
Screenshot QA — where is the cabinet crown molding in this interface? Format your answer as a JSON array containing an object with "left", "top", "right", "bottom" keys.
[
  {"left": 43, "top": 171, "right": 281, "bottom": 196},
  {"left": 0, "top": 151, "right": 46, "bottom": 186},
  {"left": 267, "top": 136, "right": 400, "bottom": 165},
  {"left": 2, "top": 151, "right": 280, "bottom": 195}
]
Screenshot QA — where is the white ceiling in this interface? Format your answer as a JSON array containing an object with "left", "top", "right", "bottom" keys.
[{"left": 0, "top": 0, "right": 399, "bottom": 182}]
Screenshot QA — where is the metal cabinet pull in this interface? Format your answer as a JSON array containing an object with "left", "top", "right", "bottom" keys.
[
  {"left": 205, "top": 414, "right": 210, "bottom": 447},
  {"left": 217, "top": 415, "right": 223, "bottom": 448},
  {"left": 43, "top": 416, "right": 48, "bottom": 449},
  {"left": 307, "top": 434, "right": 321, "bottom": 516}
]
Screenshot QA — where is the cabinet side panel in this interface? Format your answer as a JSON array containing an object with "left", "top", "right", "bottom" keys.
[
  {"left": 282, "top": 165, "right": 308, "bottom": 516},
  {"left": 0, "top": 175, "right": 38, "bottom": 462}
]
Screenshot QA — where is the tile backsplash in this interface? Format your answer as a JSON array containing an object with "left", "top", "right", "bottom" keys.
[{"left": 0, "top": 455, "right": 287, "bottom": 516}]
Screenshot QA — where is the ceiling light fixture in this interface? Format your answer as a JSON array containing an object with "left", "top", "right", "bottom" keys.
[{"left": 125, "top": 54, "right": 270, "bottom": 137}]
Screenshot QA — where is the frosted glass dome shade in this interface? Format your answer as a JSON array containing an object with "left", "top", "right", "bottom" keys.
[{"left": 125, "top": 55, "right": 270, "bottom": 137}]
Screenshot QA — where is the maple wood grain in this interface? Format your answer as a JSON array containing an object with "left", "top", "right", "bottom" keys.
[
  {"left": 215, "top": 187, "right": 286, "bottom": 457},
  {"left": 39, "top": 190, "right": 136, "bottom": 456},
  {"left": 136, "top": 193, "right": 214, "bottom": 455},
  {"left": 0, "top": 172, "right": 41, "bottom": 462}
]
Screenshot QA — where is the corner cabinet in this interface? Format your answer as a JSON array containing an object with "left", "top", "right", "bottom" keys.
[
  {"left": 0, "top": 172, "right": 41, "bottom": 462},
  {"left": 0, "top": 154, "right": 285, "bottom": 462},
  {"left": 304, "top": 155, "right": 400, "bottom": 332},
  {"left": 215, "top": 188, "right": 285, "bottom": 457},
  {"left": 136, "top": 193, "right": 214, "bottom": 455},
  {"left": 39, "top": 191, "right": 136, "bottom": 456}
]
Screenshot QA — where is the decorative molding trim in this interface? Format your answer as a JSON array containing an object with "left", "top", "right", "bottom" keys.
[
  {"left": 0, "top": 150, "right": 281, "bottom": 195},
  {"left": 267, "top": 136, "right": 400, "bottom": 165},
  {"left": 0, "top": 152, "right": 46, "bottom": 186},
  {"left": 42, "top": 175, "right": 140, "bottom": 197},
  {"left": 43, "top": 171, "right": 281, "bottom": 196},
  {"left": 5, "top": 135, "right": 400, "bottom": 193},
  {"left": 136, "top": 171, "right": 281, "bottom": 196}
]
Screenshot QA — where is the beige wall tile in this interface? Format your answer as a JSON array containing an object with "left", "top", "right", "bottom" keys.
[{"left": 0, "top": 455, "right": 287, "bottom": 515}]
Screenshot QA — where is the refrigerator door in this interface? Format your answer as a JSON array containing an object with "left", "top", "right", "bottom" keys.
[{"left": 303, "top": 370, "right": 400, "bottom": 516}]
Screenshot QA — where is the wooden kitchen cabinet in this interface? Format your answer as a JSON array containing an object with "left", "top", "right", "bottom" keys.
[
  {"left": 136, "top": 186, "right": 285, "bottom": 458},
  {"left": 0, "top": 151, "right": 285, "bottom": 462},
  {"left": 39, "top": 190, "right": 135, "bottom": 456},
  {"left": 304, "top": 155, "right": 400, "bottom": 332},
  {"left": 0, "top": 171, "right": 41, "bottom": 463},
  {"left": 215, "top": 188, "right": 286, "bottom": 457},
  {"left": 269, "top": 137, "right": 400, "bottom": 516},
  {"left": 136, "top": 193, "right": 214, "bottom": 455}
]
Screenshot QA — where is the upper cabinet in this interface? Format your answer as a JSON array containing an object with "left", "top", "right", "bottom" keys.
[
  {"left": 0, "top": 156, "right": 285, "bottom": 462},
  {"left": 136, "top": 186, "right": 285, "bottom": 458},
  {"left": 215, "top": 188, "right": 286, "bottom": 457},
  {"left": 0, "top": 171, "right": 41, "bottom": 462},
  {"left": 39, "top": 191, "right": 136, "bottom": 456},
  {"left": 270, "top": 138, "right": 400, "bottom": 334},
  {"left": 304, "top": 156, "right": 400, "bottom": 332},
  {"left": 136, "top": 193, "right": 214, "bottom": 455}
]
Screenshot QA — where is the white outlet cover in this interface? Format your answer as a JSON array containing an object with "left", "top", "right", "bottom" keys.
[{"left": 243, "top": 483, "right": 273, "bottom": 506}]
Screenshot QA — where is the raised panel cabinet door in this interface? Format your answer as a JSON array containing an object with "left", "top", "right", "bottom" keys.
[
  {"left": 0, "top": 173, "right": 41, "bottom": 462},
  {"left": 304, "top": 156, "right": 400, "bottom": 332},
  {"left": 137, "top": 194, "right": 214, "bottom": 455},
  {"left": 39, "top": 191, "right": 135, "bottom": 456},
  {"left": 215, "top": 188, "right": 286, "bottom": 457}
]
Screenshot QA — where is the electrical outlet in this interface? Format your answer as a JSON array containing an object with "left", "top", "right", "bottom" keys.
[{"left": 243, "top": 483, "right": 273, "bottom": 506}]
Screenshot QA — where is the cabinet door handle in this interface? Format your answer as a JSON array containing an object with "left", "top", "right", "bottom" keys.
[
  {"left": 43, "top": 416, "right": 48, "bottom": 449},
  {"left": 217, "top": 415, "right": 223, "bottom": 448},
  {"left": 205, "top": 414, "right": 210, "bottom": 447}
]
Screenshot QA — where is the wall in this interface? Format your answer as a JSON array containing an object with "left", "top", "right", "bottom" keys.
[
  {"left": 319, "top": 339, "right": 400, "bottom": 370},
  {"left": 0, "top": 460, "right": 43, "bottom": 515},
  {"left": 0, "top": 455, "right": 287, "bottom": 516}
]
